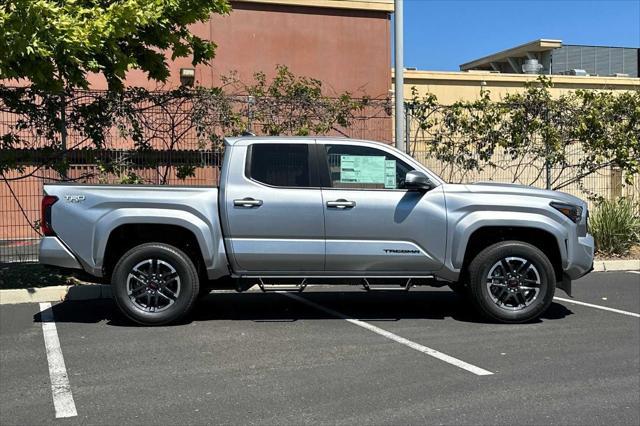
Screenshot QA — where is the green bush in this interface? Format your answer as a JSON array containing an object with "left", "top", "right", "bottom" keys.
[{"left": 590, "top": 198, "right": 640, "bottom": 256}]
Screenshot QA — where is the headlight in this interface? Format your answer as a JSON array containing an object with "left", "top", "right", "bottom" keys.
[{"left": 550, "top": 202, "right": 583, "bottom": 223}]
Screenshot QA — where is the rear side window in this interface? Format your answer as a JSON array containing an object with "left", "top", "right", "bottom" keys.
[{"left": 248, "top": 143, "right": 311, "bottom": 187}]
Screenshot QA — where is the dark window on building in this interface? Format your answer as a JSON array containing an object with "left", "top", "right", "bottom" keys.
[{"left": 249, "top": 144, "right": 311, "bottom": 187}]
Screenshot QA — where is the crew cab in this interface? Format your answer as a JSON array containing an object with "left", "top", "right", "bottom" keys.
[{"left": 39, "top": 137, "right": 594, "bottom": 325}]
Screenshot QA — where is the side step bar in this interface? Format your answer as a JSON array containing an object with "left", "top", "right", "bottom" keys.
[
  {"left": 256, "top": 278, "right": 308, "bottom": 293},
  {"left": 361, "top": 278, "right": 414, "bottom": 291},
  {"left": 238, "top": 277, "right": 439, "bottom": 293}
]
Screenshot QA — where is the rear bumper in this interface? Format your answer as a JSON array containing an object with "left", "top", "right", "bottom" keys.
[
  {"left": 39, "top": 236, "right": 82, "bottom": 270},
  {"left": 565, "top": 234, "right": 595, "bottom": 280}
]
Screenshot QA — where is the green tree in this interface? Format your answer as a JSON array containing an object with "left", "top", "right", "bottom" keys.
[
  {"left": 242, "top": 65, "right": 369, "bottom": 136},
  {"left": 0, "top": 66, "right": 375, "bottom": 182},
  {"left": 0, "top": 0, "right": 231, "bottom": 91}
]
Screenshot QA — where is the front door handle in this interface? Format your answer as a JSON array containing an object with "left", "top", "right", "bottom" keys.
[
  {"left": 327, "top": 199, "right": 356, "bottom": 209},
  {"left": 234, "top": 197, "right": 263, "bottom": 208}
]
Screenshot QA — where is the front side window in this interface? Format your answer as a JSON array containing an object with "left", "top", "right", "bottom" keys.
[
  {"left": 248, "top": 143, "right": 311, "bottom": 187},
  {"left": 323, "top": 144, "right": 413, "bottom": 190}
]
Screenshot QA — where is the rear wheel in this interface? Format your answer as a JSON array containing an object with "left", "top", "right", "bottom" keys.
[
  {"left": 467, "top": 241, "right": 555, "bottom": 323},
  {"left": 111, "top": 243, "right": 199, "bottom": 325}
]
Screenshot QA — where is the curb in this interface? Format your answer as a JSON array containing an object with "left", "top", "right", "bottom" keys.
[
  {"left": 593, "top": 259, "right": 640, "bottom": 272},
  {"left": 0, "top": 284, "right": 111, "bottom": 305},
  {"left": 0, "top": 260, "right": 638, "bottom": 305}
]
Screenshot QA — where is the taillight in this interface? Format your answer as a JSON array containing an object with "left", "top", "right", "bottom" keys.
[{"left": 41, "top": 195, "right": 58, "bottom": 236}]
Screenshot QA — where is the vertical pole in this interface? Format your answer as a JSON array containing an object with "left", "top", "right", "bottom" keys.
[{"left": 394, "top": 0, "right": 404, "bottom": 152}]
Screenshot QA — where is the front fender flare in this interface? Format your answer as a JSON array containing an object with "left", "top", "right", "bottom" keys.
[{"left": 450, "top": 212, "right": 569, "bottom": 270}]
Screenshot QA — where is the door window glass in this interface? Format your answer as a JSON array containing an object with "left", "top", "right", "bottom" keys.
[
  {"left": 248, "top": 144, "right": 311, "bottom": 187},
  {"left": 324, "top": 145, "right": 412, "bottom": 189}
]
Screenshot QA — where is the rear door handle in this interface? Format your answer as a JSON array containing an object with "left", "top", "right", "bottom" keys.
[
  {"left": 234, "top": 197, "right": 263, "bottom": 208},
  {"left": 327, "top": 199, "right": 356, "bottom": 209}
]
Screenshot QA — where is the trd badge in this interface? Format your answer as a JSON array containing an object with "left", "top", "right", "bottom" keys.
[{"left": 64, "top": 195, "right": 86, "bottom": 203}]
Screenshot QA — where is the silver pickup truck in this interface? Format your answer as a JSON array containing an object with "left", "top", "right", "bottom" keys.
[{"left": 39, "top": 137, "right": 594, "bottom": 325}]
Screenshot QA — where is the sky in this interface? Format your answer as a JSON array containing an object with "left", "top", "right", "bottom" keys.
[{"left": 394, "top": 0, "right": 640, "bottom": 71}]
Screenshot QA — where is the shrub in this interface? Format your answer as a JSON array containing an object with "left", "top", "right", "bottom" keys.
[{"left": 590, "top": 198, "right": 640, "bottom": 256}]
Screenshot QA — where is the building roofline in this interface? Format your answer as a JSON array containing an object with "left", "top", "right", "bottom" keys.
[
  {"left": 233, "top": 0, "right": 394, "bottom": 12},
  {"left": 392, "top": 69, "right": 640, "bottom": 87},
  {"left": 563, "top": 43, "right": 639, "bottom": 50},
  {"left": 459, "top": 39, "right": 562, "bottom": 70}
]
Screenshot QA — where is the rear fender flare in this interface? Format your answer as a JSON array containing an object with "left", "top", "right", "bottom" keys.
[{"left": 94, "top": 208, "right": 216, "bottom": 273}]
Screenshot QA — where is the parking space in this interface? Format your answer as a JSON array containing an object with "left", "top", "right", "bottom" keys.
[{"left": 1, "top": 271, "right": 638, "bottom": 425}]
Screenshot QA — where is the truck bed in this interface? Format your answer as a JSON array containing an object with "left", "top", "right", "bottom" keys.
[{"left": 42, "top": 184, "right": 227, "bottom": 279}]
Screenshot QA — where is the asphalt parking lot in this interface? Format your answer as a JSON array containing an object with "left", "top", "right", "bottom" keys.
[{"left": 1, "top": 271, "right": 638, "bottom": 425}]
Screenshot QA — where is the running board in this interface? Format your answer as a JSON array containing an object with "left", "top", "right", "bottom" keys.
[
  {"left": 256, "top": 278, "right": 308, "bottom": 293},
  {"left": 362, "top": 278, "right": 414, "bottom": 291},
  {"left": 234, "top": 275, "right": 439, "bottom": 293}
]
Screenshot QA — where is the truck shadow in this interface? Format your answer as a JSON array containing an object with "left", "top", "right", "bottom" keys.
[{"left": 34, "top": 289, "right": 573, "bottom": 327}]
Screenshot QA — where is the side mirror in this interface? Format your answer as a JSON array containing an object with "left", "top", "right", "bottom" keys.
[{"left": 404, "top": 170, "right": 435, "bottom": 191}]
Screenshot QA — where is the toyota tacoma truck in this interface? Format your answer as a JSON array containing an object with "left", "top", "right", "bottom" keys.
[{"left": 39, "top": 137, "right": 594, "bottom": 325}]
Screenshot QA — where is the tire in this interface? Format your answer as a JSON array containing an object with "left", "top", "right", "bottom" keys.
[
  {"left": 111, "top": 243, "right": 200, "bottom": 326},
  {"left": 467, "top": 241, "right": 556, "bottom": 323}
]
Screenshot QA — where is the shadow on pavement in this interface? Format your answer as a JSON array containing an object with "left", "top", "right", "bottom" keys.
[{"left": 33, "top": 289, "right": 573, "bottom": 327}]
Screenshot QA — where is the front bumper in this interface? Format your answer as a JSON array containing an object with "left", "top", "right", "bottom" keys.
[
  {"left": 565, "top": 234, "right": 595, "bottom": 280},
  {"left": 39, "top": 236, "right": 82, "bottom": 270}
]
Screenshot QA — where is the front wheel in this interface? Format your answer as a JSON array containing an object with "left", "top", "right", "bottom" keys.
[
  {"left": 467, "top": 241, "right": 556, "bottom": 323},
  {"left": 111, "top": 243, "right": 200, "bottom": 326}
]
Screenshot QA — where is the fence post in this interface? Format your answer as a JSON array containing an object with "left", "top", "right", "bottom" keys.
[
  {"left": 247, "top": 95, "right": 254, "bottom": 134},
  {"left": 544, "top": 108, "right": 551, "bottom": 190},
  {"left": 404, "top": 103, "right": 411, "bottom": 154},
  {"left": 610, "top": 166, "right": 623, "bottom": 200},
  {"left": 60, "top": 92, "right": 68, "bottom": 180},
  {"left": 545, "top": 160, "right": 552, "bottom": 190}
]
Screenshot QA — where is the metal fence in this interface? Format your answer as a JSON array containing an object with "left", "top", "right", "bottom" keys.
[{"left": 1, "top": 90, "right": 636, "bottom": 263}]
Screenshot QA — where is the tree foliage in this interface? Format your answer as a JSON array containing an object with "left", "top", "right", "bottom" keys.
[
  {"left": 0, "top": 66, "right": 374, "bottom": 183},
  {"left": 0, "top": 0, "right": 231, "bottom": 91},
  {"left": 407, "top": 76, "right": 640, "bottom": 194},
  {"left": 243, "top": 65, "right": 368, "bottom": 136}
]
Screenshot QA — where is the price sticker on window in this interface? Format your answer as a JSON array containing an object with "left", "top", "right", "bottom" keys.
[{"left": 340, "top": 155, "right": 386, "bottom": 184}]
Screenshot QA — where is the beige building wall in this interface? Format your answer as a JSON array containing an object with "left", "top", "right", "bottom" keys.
[{"left": 396, "top": 70, "right": 640, "bottom": 105}]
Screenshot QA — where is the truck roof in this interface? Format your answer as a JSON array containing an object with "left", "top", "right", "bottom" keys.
[{"left": 223, "top": 136, "right": 369, "bottom": 146}]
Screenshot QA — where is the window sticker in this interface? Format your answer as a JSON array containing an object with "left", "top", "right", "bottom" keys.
[
  {"left": 340, "top": 155, "right": 386, "bottom": 184},
  {"left": 384, "top": 159, "right": 396, "bottom": 188}
]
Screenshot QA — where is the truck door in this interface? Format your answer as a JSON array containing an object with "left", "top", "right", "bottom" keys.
[
  {"left": 221, "top": 140, "right": 325, "bottom": 273},
  {"left": 319, "top": 142, "right": 446, "bottom": 274}
]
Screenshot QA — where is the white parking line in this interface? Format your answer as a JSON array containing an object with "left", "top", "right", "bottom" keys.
[
  {"left": 554, "top": 297, "right": 640, "bottom": 318},
  {"left": 281, "top": 292, "right": 493, "bottom": 376},
  {"left": 627, "top": 271, "right": 640, "bottom": 275},
  {"left": 39, "top": 303, "right": 78, "bottom": 419}
]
